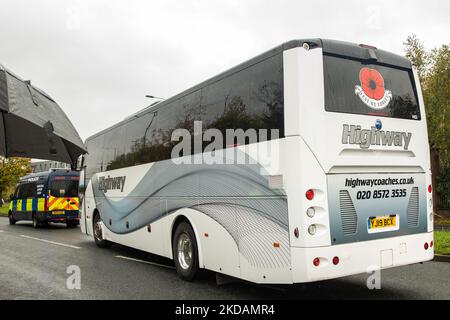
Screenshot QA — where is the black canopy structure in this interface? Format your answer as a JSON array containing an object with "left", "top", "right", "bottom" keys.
[{"left": 0, "top": 64, "right": 86, "bottom": 166}]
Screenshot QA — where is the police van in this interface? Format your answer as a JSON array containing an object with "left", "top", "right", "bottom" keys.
[{"left": 8, "top": 169, "right": 80, "bottom": 228}]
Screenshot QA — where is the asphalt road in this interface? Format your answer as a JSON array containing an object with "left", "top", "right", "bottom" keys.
[{"left": 0, "top": 217, "right": 449, "bottom": 300}]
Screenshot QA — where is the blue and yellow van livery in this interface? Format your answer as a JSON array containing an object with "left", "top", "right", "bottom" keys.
[{"left": 8, "top": 170, "right": 80, "bottom": 228}]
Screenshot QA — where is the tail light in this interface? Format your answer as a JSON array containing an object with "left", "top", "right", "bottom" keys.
[
  {"left": 44, "top": 197, "right": 49, "bottom": 211},
  {"left": 308, "top": 224, "right": 317, "bottom": 235},
  {"left": 313, "top": 258, "right": 320, "bottom": 267},
  {"left": 306, "top": 189, "right": 315, "bottom": 201},
  {"left": 428, "top": 185, "right": 432, "bottom": 193},
  {"left": 430, "top": 241, "right": 434, "bottom": 248},
  {"left": 424, "top": 242, "right": 429, "bottom": 250},
  {"left": 294, "top": 227, "right": 299, "bottom": 238},
  {"left": 306, "top": 207, "right": 315, "bottom": 218},
  {"left": 332, "top": 256, "right": 340, "bottom": 265}
]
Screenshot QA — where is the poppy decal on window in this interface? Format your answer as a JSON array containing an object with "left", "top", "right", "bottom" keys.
[{"left": 355, "top": 67, "right": 392, "bottom": 110}]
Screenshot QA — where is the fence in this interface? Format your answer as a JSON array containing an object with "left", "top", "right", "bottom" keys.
[{"left": 437, "top": 182, "right": 450, "bottom": 210}]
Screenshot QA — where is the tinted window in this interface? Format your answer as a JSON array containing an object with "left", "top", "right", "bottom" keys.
[
  {"left": 17, "top": 183, "right": 36, "bottom": 198},
  {"left": 87, "top": 53, "right": 284, "bottom": 173},
  {"left": 324, "top": 55, "right": 420, "bottom": 120},
  {"left": 85, "top": 134, "right": 104, "bottom": 181},
  {"left": 17, "top": 185, "right": 25, "bottom": 199},
  {"left": 50, "top": 178, "right": 79, "bottom": 197},
  {"left": 14, "top": 185, "right": 20, "bottom": 198},
  {"left": 26, "top": 183, "right": 37, "bottom": 198},
  {"left": 201, "top": 54, "right": 284, "bottom": 141}
]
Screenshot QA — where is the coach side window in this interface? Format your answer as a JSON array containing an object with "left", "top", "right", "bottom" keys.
[
  {"left": 97, "top": 53, "right": 284, "bottom": 169},
  {"left": 201, "top": 53, "right": 284, "bottom": 141}
]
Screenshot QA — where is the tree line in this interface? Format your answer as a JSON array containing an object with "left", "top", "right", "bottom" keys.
[
  {"left": 0, "top": 157, "right": 31, "bottom": 203},
  {"left": 404, "top": 35, "right": 450, "bottom": 209}
]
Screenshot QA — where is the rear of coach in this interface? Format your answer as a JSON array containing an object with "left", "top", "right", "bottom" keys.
[{"left": 282, "top": 39, "right": 434, "bottom": 283}]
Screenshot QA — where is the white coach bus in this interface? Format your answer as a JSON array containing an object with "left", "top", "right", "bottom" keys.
[{"left": 79, "top": 39, "right": 434, "bottom": 284}]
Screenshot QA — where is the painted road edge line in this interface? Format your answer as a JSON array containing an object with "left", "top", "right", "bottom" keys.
[
  {"left": 115, "top": 255, "right": 175, "bottom": 269},
  {"left": 20, "top": 235, "right": 81, "bottom": 249}
]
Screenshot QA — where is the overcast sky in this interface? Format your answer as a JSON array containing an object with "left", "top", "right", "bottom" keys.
[{"left": 0, "top": 0, "right": 448, "bottom": 141}]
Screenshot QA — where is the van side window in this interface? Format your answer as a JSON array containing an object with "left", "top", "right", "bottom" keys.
[
  {"left": 17, "top": 184, "right": 27, "bottom": 199},
  {"left": 14, "top": 185, "right": 21, "bottom": 199},
  {"left": 26, "top": 183, "right": 37, "bottom": 198}
]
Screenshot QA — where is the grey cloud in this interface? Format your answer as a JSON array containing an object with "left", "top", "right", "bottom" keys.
[{"left": 0, "top": 0, "right": 448, "bottom": 140}]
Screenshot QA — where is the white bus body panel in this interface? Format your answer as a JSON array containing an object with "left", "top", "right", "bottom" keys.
[
  {"left": 291, "top": 232, "right": 433, "bottom": 283},
  {"left": 82, "top": 140, "right": 294, "bottom": 284}
]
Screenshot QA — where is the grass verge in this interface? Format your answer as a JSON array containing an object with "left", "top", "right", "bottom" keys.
[
  {"left": 0, "top": 203, "right": 9, "bottom": 217},
  {"left": 435, "top": 230, "right": 450, "bottom": 255}
]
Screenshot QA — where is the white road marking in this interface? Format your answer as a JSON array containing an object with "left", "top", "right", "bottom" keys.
[
  {"left": 0, "top": 230, "right": 4, "bottom": 233},
  {"left": 20, "top": 235, "right": 81, "bottom": 249},
  {"left": 115, "top": 255, "right": 175, "bottom": 269}
]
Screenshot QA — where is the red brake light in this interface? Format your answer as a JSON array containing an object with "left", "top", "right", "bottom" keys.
[
  {"left": 430, "top": 241, "right": 433, "bottom": 248},
  {"left": 424, "top": 242, "right": 429, "bottom": 250},
  {"left": 428, "top": 185, "right": 432, "bottom": 193},
  {"left": 306, "top": 189, "right": 315, "bottom": 201},
  {"left": 332, "top": 256, "right": 340, "bottom": 265},
  {"left": 313, "top": 258, "right": 320, "bottom": 267}
]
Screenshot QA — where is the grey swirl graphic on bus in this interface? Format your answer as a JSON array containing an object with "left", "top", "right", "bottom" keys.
[{"left": 91, "top": 152, "right": 290, "bottom": 268}]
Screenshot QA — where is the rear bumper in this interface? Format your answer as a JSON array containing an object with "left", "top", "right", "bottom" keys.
[
  {"left": 37, "top": 211, "right": 79, "bottom": 221},
  {"left": 291, "top": 232, "right": 434, "bottom": 283}
]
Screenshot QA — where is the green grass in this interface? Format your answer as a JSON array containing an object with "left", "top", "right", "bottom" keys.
[
  {"left": 435, "top": 230, "right": 450, "bottom": 255},
  {"left": 0, "top": 203, "right": 9, "bottom": 217}
]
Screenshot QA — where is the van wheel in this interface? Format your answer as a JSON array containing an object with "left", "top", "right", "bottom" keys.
[
  {"left": 8, "top": 212, "right": 16, "bottom": 225},
  {"left": 93, "top": 213, "right": 109, "bottom": 248},
  {"left": 172, "top": 222, "right": 199, "bottom": 281},
  {"left": 32, "top": 213, "right": 40, "bottom": 228}
]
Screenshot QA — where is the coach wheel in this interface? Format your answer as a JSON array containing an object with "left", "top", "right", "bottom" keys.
[
  {"left": 32, "top": 213, "right": 40, "bottom": 229},
  {"left": 8, "top": 212, "right": 16, "bottom": 225},
  {"left": 93, "top": 213, "right": 109, "bottom": 248},
  {"left": 172, "top": 222, "right": 199, "bottom": 281}
]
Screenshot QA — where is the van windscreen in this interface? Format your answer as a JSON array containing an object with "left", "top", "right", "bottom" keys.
[
  {"left": 50, "top": 177, "right": 79, "bottom": 197},
  {"left": 323, "top": 54, "right": 421, "bottom": 120}
]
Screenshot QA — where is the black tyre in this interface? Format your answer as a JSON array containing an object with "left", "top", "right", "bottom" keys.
[
  {"left": 93, "top": 213, "right": 110, "bottom": 248},
  {"left": 8, "top": 212, "right": 16, "bottom": 225},
  {"left": 32, "top": 213, "right": 40, "bottom": 229},
  {"left": 172, "top": 222, "right": 199, "bottom": 281}
]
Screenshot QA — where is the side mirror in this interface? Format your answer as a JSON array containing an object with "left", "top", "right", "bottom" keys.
[{"left": 78, "top": 165, "right": 87, "bottom": 195}]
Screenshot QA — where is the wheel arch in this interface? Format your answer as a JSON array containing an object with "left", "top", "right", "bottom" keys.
[
  {"left": 170, "top": 213, "right": 204, "bottom": 268},
  {"left": 92, "top": 208, "right": 100, "bottom": 227}
]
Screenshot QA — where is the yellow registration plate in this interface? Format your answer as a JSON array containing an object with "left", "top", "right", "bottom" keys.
[
  {"left": 369, "top": 216, "right": 397, "bottom": 230},
  {"left": 52, "top": 211, "right": 65, "bottom": 215}
]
